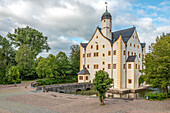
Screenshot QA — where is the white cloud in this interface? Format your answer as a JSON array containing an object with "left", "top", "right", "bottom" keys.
[{"left": 0, "top": 0, "right": 169, "bottom": 57}]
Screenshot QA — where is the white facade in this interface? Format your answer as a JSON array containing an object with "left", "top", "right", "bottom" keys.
[{"left": 78, "top": 9, "right": 146, "bottom": 89}]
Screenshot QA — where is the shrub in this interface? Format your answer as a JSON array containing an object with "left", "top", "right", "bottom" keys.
[
  {"left": 144, "top": 92, "right": 167, "bottom": 100},
  {"left": 36, "top": 75, "right": 77, "bottom": 85}
]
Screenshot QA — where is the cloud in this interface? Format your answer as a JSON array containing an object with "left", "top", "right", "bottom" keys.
[{"left": 0, "top": 0, "right": 170, "bottom": 56}]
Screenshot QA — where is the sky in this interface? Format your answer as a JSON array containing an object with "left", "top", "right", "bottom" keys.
[{"left": 0, "top": 0, "right": 170, "bottom": 57}]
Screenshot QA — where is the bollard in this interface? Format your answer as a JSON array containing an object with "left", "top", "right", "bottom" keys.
[
  {"left": 128, "top": 93, "right": 129, "bottom": 98},
  {"left": 135, "top": 93, "right": 137, "bottom": 99}
]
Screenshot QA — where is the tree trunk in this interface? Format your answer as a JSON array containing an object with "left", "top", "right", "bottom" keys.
[
  {"left": 166, "top": 86, "right": 168, "bottom": 98},
  {"left": 102, "top": 95, "right": 104, "bottom": 105}
]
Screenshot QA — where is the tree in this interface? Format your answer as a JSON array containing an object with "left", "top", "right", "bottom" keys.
[
  {"left": 93, "top": 70, "right": 113, "bottom": 105},
  {"left": 142, "top": 33, "right": 170, "bottom": 98},
  {"left": 36, "top": 54, "right": 59, "bottom": 78},
  {"left": 7, "top": 66, "right": 20, "bottom": 86},
  {"left": 15, "top": 44, "right": 34, "bottom": 68},
  {"left": 0, "top": 35, "right": 16, "bottom": 83},
  {"left": 69, "top": 45, "right": 80, "bottom": 75},
  {"left": 56, "top": 51, "right": 72, "bottom": 76},
  {"left": 7, "top": 26, "right": 50, "bottom": 58}
]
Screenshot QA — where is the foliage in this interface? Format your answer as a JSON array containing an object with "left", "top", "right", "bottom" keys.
[
  {"left": 139, "top": 75, "right": 145, "bottom": 86},
  {"left": 141, "top": 33, "right": 170, "bottom": 98},
  {"left": 7, "top": 66, "right": 20, "bottom": 86},
  {"left": 144, "top": 92, "right": 169, "bottom": 100},
  {"left": 36, "top": 75, "right": 77, "bottom": 85},
  {"left": 36, "top": 54, "right": 59, "bottom": 78},
  {"left": 56, "top": 51, "right": 72, "bottom": 76},
  {"left": 0, "top": 35, "right": 16, "bottom": 84},
  {"left": 7, "top": 26, "right": 50, "bottom": 57},
  {"left": 15, "top": 44, "right": 34, "bottom": 68},
  {"left": 69, "top": 45, "right": 80, "bottom": 75},
  {"left": 18, "top": 66, "right": 38, "bottom": 80},
  {"left": 93, "top": 70, "right": 113, "bottom": 105}
]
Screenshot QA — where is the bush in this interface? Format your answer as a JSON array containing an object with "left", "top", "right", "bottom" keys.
[
  {"left": 144, "top": 92, "right": 167, "bottom": 100},
  {"left": 36, "top": 75, "right": 77, "bottom": 85}
]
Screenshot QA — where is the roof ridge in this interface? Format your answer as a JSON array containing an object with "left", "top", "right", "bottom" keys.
[{"left": 112, "top": 27, "right": 135, "bottom": 33}]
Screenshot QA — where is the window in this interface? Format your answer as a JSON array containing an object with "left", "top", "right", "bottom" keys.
[
  {"left": 103, "top": 68, "right": 105, "bottom": 71},
  {"left": 123, "top": 64, "right": 126, "bottom": 69},
  {"left": 134, "top": 44, "right": 135, "bottom": 48},
  {"left": 110, "top": 29, "right": 111, "bottom": 32},
  {"left": 102, "top": 53, "right": 105, "bottom": 57},
  {"left": 128, "top": 64, "right": 131, "bottom": 69},
  {"left": 128, "top": 79, "right": 132, "bottom": 84},
  {"left": 142, "top": 66, "right": 144, "bottom": 69},
  {"left": 83, "top": 65, "right": 85, "bottom": 68},
  {"left": 128, "top": 51, "right": 130, "bottom": 56},
  {"left": 108, "top": 64, "right": 111, "bottom": 69},
  {"left": 104, "top": 19, "right": 106, "bottom": 22},
  {"left": 139, "top": 54, "right": 141, "bottom": 58},
  {"left": 86, "top": 76, "right": 88, "bottom": 80},
  {"left": 138, "top": 65, "right": 140, "bottom": 69},
  {"left": 113, "top": 64, "right": 116, "bottom": 69},
  {"left": 133, "top": 35, "right": 134, "bottom": 38},
  {"left": 130, "top": 43, "right": 132, "bottom": 47},
  {"left": 113, "top": 50, "right": 116, "bottom": 55},
  {"left": 136, "top": 64, "right": 137, "bottom": 69},
  {"left": 79, "top": 76, "right": 83, "bottom": 80},
  {"left": 96, "top": 45, "right": 99, "bottom": 50},
  {"left": 108, "top": 51, "right": 111, "bottom": 56},
  {"left": 103, "top": 45, "right": 105, "bottom": 48},
  {"left": 94, "top": 64, "right": 99, "bottom": 69},
  {"left": 83, "top": 54, "right": 85, "bottom": 58},
  {"left": 138, "top": 45, "right": 139, "bottom": 48},
  {"left": 134, "top": 53, "right": 136, "bottom": 55},
  {"left": 87, "top": 64, "right": 89, "bottom": 69},
  {"left": 91, "top": 45, "right": 93, "bottom": 49},
  {"left": 87, "top": 53, "right": 91, "bottom": 57},
  {"left": 102, "top": 61, "right": 105, "bottom": 65},
  {"left": 94, "top": 52, "right": 98, "bottom": 57},
  {"left": 131, "top": 52, "right": 133, "bottom": 56},
  {"left": 96, "top": 36, "right": 98, "bottom": 39},
  {"left": 124, "top": 50, "right": 126, "bottom": 55}
]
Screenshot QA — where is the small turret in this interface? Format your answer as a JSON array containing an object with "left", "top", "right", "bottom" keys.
[{"left": 101, "top": 3, "right": 112, "bottom": 40}]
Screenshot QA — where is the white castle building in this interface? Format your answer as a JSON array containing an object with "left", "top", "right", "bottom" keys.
[{"left": 77, "top": 7, "right": 146, "bottom": 89}]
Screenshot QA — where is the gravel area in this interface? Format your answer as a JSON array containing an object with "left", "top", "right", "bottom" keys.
[{"left": 0, "top": 82, "right": 170, "bottom": 113}]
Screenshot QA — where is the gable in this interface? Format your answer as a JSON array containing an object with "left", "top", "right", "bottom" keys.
[
  {"left": 112, "top": 27, "right": 135, "bottom": 44},
  {"left": 85, "top": 27, "right": 111, "bottom": 50}
]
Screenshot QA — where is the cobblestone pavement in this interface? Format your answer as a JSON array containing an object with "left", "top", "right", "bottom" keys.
[{"left": 0, "top": 82, "right": 170, "bottom": 113}]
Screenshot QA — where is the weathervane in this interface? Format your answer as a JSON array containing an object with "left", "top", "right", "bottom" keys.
[{"left": 105, "top": 2, "right": 108, "bottom": 11}]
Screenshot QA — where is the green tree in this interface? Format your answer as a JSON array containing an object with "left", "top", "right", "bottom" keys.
[
  {"left": 0, "top": 35, "right": 16, "bottom": 83},
  {"left": 69, "top": 45, "right": 80, "bottom": 75},
  {"left": 15, "top": 44, "right": 34, "bottom": 68},
  {"left": 7, "top": 26, "right": 50, "bottom": 58},
  {"left": 56, "top": 51, "right": 72, "bottom": 76},
  {"left": 7, "top": 66, "right": 20, "bottom": 86},
  {"left": 36, "top": 54, "right": 59, "bottom": 78},
  {"left": 142, "top": 33, "right": 170, "bottom": 98},
  {"left": 93, "top": 70, "right": 113, "bottom": 105}
]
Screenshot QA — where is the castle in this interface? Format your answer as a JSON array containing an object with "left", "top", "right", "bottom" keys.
[{"left": 77, "top": 6, "right": 146, "bottom": 89}]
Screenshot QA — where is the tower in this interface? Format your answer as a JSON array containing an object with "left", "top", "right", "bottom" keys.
[{"left": 101, "top": 3, "right": 112, "bottom": 40}]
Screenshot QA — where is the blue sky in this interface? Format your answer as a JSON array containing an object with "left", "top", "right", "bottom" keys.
[{"left": 0, "top": 0, "right": 169, "bottom": 57}]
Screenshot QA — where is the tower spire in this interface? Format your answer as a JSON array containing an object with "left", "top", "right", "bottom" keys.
[{"left": 105, "top": 2, "right": 108, "bottom": 11}]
